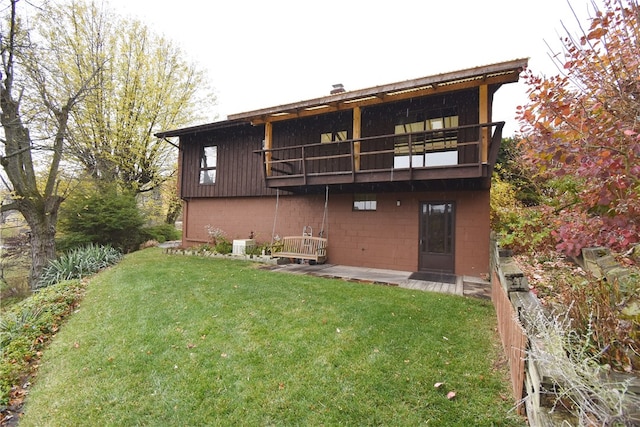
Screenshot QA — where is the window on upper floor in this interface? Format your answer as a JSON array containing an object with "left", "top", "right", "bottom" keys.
[
  {"left": 353, "top": 193, "right": 377, "bottom": 211},
  {"left": 199, "top": 145, "right": 217, "bottom": 185},
  {"left": 321, "top": 130, "right": 348, "bottom": 143},
  {"left": 394, "top": 110, "right": 459, "bottom": 168}
]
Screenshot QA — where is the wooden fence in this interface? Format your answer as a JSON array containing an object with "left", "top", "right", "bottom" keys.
[
  {"left": 489, "top": 236, "right": 529, "bottom": 415},
  {"left": 491, "top": 268, "right": 527, "bottom": 414}
]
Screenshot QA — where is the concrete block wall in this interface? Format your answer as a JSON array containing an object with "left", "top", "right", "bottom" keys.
[{"left": 181, "top": 189, "right": 491, "bottom": 276}]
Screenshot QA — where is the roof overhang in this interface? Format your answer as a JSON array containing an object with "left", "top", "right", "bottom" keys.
[
  {"left": 155, "top": 118, "right": 251, "bottom": 138},
  {"left": 156, "top": 58, "right": 528, "bottom": 138}
]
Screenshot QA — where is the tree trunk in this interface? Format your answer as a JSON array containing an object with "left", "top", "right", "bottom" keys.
[
  {"left": 165, "top": 197, "right": 182, "bottom": 225},
  {"left": 19, "top": 196, "right": 63, "bottom": 288}
]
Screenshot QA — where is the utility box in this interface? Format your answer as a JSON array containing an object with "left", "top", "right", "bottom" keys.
[{"left": 232, "top": 239, "right": 256, "bottom": 255}]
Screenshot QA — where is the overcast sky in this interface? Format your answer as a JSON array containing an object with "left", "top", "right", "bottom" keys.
[{"left": 107, "top": 0, "right": 595, "bottom": 136}]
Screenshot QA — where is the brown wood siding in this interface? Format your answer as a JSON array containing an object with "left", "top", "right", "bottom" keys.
[
  {"left": 179, "top": 124, "right": 277, "bottom": 198},
  {"left": 273, "top": 111, "right": 353, "bottom": 175},
  {"left": 179, "top": 89, "right": 481, "bottom": 198}
]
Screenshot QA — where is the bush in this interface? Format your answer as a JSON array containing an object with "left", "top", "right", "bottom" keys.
[
  {"left": 558, "top": 274, "right": 640, "bottom": 372},
  {"left": 214, "top": 238, "right": 232, "bottom": 254},
  {"left": 141, "top": 224, "right": 181, "bottom": 243},
  {"left": 36, "top": 244, "right": 123, "bottom": 289},
  {"left": 495, "top": 205, "right": 556, "bottom": 254},
  {"left": 491, "top": 173, "right": 556, "bottom": 254},
  {"left": 490, "top": 172, "right": 519, "bottom": 232},
  {"left": 58, "top": 184, "right": 145, "bottom": 253},
  {"left": 525, "top": 307, "right": 637, "bottom": 425}
]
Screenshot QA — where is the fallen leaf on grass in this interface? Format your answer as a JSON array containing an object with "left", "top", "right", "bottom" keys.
[
  {"left": 447, "top": 391, "right": 456, "bottom": 400},
  {"left": 434, "top": 382, "right": 444, "bottom": 388}
]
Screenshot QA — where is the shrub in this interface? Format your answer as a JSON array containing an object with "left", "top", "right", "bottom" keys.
[
  {"left": 141, "top": 224, "right": 181, "bottom": 243},
  {"left": 58, "top": 184, "right": 145, "bottom": 253},
  {"left": 36, "top": 244, "right": 123, "bottom": 289},
  {"left": 490, "top": 172, "right": 519, "bottom": 231},
  {"left": 496, "top": 205, "right": 556, "bottom": 254},
  {"left": 491, "top": 172, "right": 556, "bottom": 254},
  {"left": 205, "top": 225, "right": 226, "bottom": 246},
  {"left": 557, "top": 274, "right": 640, "bottom": 372},
  {"left": 525, "top": 307, "right": 637, "bottom": 425},
  {"left": 214, "top": 238, "right": 232, "bottom": 254}
]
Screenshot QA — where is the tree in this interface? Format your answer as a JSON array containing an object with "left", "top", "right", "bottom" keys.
[
  {"left": 495, "top": 136, "right": 541, "bottom": 206},
  {"left": 0, "top": 0, "right": 101, "bottom": 287},
  {"left": 518, "top": 0, "right": 640, "bottom": 256},
  {"left": 41, "top": 1, "right": 212, "bottom": 194},
  {"left": 58, "top": 181, "right": 144, "bottom": 253},
  {"left": 1, "top": 0, "right": 208, "bottom": 286}
]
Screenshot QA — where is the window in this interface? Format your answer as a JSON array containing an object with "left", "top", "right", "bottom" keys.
[
  {"left": 199, "top": 145, "right": 217, "bottom": 185},
  {"left": 394, "top": 111, "right": 458, "bottom": 168},
  {"left": 353, "top": 194, "right": 377, "bottom": 211},
  {"left": 321, "top": 130, "right": 348, "bottom": 143}
]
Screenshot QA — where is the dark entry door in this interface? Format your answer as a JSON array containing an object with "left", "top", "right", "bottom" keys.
[{"left": 419, "top": 202, "right": 455, "bottom": 272}]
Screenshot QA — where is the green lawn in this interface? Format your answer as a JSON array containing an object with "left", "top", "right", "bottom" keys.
[{"left": 20, "top": 248, "right": 524, "bottom": 426}]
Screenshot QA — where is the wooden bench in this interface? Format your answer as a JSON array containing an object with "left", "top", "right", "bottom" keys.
[{"left": 272, "top": 236, "right": 328, "bottom": 264}]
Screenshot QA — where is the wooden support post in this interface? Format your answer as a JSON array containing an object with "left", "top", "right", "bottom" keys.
[
  {"left": 353, "top": 106, "right": 361, "bottom": 171},
  {"left": 265, "top": 121, "right": 273, "bottom": 176},
  {"left": 479, "top": 84, "right": 490, "bottom": 164}
]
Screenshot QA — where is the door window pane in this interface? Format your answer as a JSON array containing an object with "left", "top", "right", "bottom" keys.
[{"left": 426, "top": 202, "right": 453, "bottom": 254}]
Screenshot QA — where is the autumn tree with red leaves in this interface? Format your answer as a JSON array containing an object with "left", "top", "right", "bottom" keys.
[{"left": 518, "top": 0, "right": 640, "bottom": 256}]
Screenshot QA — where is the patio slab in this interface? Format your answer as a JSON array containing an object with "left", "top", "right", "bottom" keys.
[{"left": 269, "top": 262, "right": 489, "bottom": 298}]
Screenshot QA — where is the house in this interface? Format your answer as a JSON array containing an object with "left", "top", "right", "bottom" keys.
[{"left": 156, "top": 58, "right": 528, "bottom": 278}]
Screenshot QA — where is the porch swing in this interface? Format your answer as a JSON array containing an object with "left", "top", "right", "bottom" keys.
[{"left": 271, "top": 186, "right": 329, "bottom": 264}]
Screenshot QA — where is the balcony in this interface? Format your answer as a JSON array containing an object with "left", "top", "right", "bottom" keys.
[{"left": 256, "top": 122, "right": 504, "bottom": 192}]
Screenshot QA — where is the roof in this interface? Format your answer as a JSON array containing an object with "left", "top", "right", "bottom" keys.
[
  {"left": 156, "top": 58, "right": 528, "bottom": 138},
  {"left": 155, "top": 118, "right": 251, "bottom": 138}
]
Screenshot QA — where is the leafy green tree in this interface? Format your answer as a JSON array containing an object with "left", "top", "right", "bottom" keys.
[
  {"left": 40, "top": 1, "right": 213, "bottom": 194},
  {"left": 495, "top": 137, "right": 541, "bottom": 206},
  {"left": 0, "top": 0, "right": 101, "bottom": 287},
  {"left": 1, "top": 1, "right": 208, "bottom": 285},
  {"left": 518, "top": 0, "right": 640, "bottom": 255},
  {"left": 57, "top": 182, "right": 144, "bottom": 253}
]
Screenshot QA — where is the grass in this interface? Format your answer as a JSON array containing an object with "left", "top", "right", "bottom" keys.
[{"left": 19, "top": 248, "right": 524, "bottom": 426}]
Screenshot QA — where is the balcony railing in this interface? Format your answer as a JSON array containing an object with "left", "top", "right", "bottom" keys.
[{"left": 256, "top": 122, "right": 504, "bottom": 190}]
